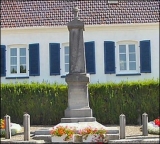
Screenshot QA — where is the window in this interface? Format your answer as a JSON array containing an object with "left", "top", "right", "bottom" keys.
[
  {"left": 1, "top": 43, "right": 40, "bottom": 77},
  {"left": 116, "top": 41, "right": 140, "bottom": 74},
  {"left": 108, "top": 0, "right": 118, "bottom": 4},
  {"left": 104, "top": 40, "right": 151, "bottom": 75},
  {"left": 7, "top": 45, "right": 29, "bottom": 77},
  {"left": 64, "top": 46, "right": 69, "bottom": 73},
  {"left": 60, "top": 43, "right": 69, "bottom": 75}
]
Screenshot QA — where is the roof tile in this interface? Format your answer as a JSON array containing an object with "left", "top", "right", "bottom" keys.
[{"left": 1, "top": 0, "right": 159, "bottom": 28}]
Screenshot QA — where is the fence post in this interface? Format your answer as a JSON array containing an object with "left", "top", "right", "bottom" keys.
[
  {"left": 23, "top": 113, "right": 30, "bottom": 141},
  {"left": 119, "top": 114, "right": 126, "bottom": 139},
  {"left": 4, "top": 114, "right": 11, "bottom": 139},
  {"left": 142, "top": 112, "right": 148, "bottom": 136}
]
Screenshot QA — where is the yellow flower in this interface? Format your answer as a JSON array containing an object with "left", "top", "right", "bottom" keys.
[{"left": 0, "top": 119, "right": 5, "bottom": 129}]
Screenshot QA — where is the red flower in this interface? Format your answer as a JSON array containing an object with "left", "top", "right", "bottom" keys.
[{"left": 154, "top": 117, "right": 160, "bottom": 127}]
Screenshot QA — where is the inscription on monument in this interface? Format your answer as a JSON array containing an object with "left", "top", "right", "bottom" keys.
[
  {"left": 68, "top": 88, "right": 88, "bottom": 109},
  {"left": 69, "top": 28, "right": 85, "bottom": 73}
]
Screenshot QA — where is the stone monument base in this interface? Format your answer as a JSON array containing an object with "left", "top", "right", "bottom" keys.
[{"left": 34, "top": 121, "right": 119, "bottom": 142}]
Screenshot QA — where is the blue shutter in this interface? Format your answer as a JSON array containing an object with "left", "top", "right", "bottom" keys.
[
  {"left": 29, "top": 43, "right": 40, "bottom": 76},
  {"left": 104, "top": 41, "right": 115, "bottom": 74},
  {"left": 85, "top": 41, "right": 96, "bottom": 74},
  {"left": 49, "top": 43, "right": 60, "bottom": 75},
  {"left": 140, "top": 40, "right": 151, "bottom": 73},
  {"left": 1, "top": 45, "right": 6, "bottom": 76}
]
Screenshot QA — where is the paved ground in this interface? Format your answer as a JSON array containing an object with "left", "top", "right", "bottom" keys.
[{"left": 0, "top": 125, "right": 159, "bottom": 143}]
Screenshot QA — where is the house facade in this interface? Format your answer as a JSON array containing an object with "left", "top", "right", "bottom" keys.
[{"left": 1, "top": 0, "right": 159, "bottom": 84}]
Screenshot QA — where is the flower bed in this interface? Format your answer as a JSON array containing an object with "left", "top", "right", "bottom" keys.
[
  {"left": 0, "top": 119, "right": 22, "bottom": 137},
  {"left": 148, "top": 117, "right": 160, "bottom": 135},
  {"left": 50, "top": 125, "right": 107, "bottom": 143},
  {"left": 50, "top": 125, "right": 76, "bottom": 142},
  {"left": 79, "top": 126, "right": 107, "bottom": 143}
]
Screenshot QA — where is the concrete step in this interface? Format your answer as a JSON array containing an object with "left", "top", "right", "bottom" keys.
[
  {"left": 1, "top": 136, "right": 159, "bottom": 143},
  {"left": 32, "top": 134, "right": 120, "bottom": 143},
  {"left": 0, "top": 139, "right": 44, "bottom": 143},
  {"left": 109, "top": 135, "right": 160, "bottom": 143},
  {"left": 108, "top": 138, "right": 160, "bottom": 143},
  {"left": 33, "top": 135, "right": 51, "bottom": 143},
  {"left": 34, "top": 128, "right": 52, "bottom": 135},
  {"left": 32, "top": 134, "right": 160, "bottom": 143},
  {"left": 34, "top": 127, "right": 119, "bottom": 135}
]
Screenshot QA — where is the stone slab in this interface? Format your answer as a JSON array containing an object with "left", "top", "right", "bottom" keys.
[
  {"left": 64, "top": 108, "right": 93, "bottom": 118},
  {"left": 108, "top": 138, "right": 160, "bottom": 143},
  {"left": 32, "top": 134, "right": 160, "bottom": 143},
  {"left": 34, "top": 121, "right": 119, "bottom": 135},
  {"left": 107, "top": 134, "right": 119, "bottom": 140},
  {"left": 34, "top": 128, "right": 52, "bottom": 135},
  {"left": 32, "top": 135, "right": 51, "bottom": 143},
  {"left": 61, "top": 117, "right": 96, "bottom": 123},
  {"left": 0, "top": 140, "right": 44, "bottom": 143},
  {"left": 1, "top": 137, "right": 159, "bottom": 144},
  {"left": 34, "top": 128, "right": 119, "bottom": 136}
]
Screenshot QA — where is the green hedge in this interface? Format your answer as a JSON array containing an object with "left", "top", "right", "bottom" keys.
[
  {"left": 1, "top": 79, "right": 159, "bottom": 125},
  {"left": 89, "top": 79, "right": 159, "bottom": 124}
]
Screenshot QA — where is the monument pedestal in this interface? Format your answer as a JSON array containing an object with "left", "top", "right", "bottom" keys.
[{"left": 61, "top": 73, "right": 96, "bottom": 123}]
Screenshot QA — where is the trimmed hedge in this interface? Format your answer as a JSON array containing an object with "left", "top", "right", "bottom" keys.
[{"left": 1, "top": 79, "right": 159, "bottom": 125}]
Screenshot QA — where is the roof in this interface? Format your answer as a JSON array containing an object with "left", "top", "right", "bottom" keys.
[{"left": 1, "top": 0, "right": 159, "bottom": 28}]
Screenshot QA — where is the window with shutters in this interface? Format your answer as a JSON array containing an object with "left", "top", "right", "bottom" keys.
[
  {"left": 6, "top": 44, "right": 29, "bottom": 77},
  {"left": 116, "top": 41, "right": 140, "bottom": 74},
  {"left": 61, "top": 43, "right": 69, "bottom": 75}
]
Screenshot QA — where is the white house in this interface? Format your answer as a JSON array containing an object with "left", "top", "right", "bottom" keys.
[{"left": 1, "top": 0, "right": 159, "bottom": 84}]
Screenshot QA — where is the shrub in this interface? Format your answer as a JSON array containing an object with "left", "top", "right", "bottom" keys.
[{"left": 1, "top": 79, "right": 159, "bottom": 125}]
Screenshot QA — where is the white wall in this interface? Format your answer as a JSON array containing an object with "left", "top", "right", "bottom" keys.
[{"left": 1, "top": 23, "right": 159, "bottom": 84}]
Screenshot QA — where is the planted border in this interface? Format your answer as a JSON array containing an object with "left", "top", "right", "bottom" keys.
[{"left": 1, "top": 79, "right": 159, "bottom": 125}]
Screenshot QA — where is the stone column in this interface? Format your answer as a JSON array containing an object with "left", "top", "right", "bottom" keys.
[{"left": 61, "top": 7, "right": 96, "bottom": 123}]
